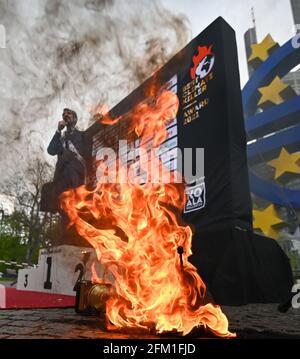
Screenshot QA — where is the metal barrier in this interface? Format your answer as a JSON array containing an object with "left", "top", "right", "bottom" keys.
[{"left": 0, "top": 259, "right": 34, "bottom": 269}]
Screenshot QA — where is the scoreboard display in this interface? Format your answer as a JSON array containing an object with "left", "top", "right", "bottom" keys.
[
  {"left": 88, "top": 74, "right": 179, "bottom": 186},
  {"left": 85, "top": 17, "right": 252, "bottom": 236}
]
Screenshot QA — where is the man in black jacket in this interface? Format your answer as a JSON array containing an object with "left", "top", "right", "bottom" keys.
[
  {"left": 47, "top": 108, "right": 86, "bottom": 196},
  {"left": 46, "top": 108, "right": 89, "bottom": 246}
]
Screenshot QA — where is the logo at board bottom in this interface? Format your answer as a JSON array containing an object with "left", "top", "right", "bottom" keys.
[{"left": 184, "top": 182, "right": 206, "bottom": 213}]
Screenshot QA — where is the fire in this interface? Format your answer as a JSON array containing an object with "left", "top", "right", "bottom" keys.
[
  {"left": 60, "top": 90, "right": 235, "bottom": 338},
  {"left": 91, "top": 261, "right": 106, "bottom": 284},
  {"left": 88, "top": 103, "right": 121, "bottom": 125}
]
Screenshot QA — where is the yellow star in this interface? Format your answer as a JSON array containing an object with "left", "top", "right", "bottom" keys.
[
  {"left": 268, "top": 147, "right": 300, "bottom": 179},
  {"left": 257, "top": 76, "right": 289, "bottom": 106},
  {"left": 248, "top": 34, "right": 278, "bottom": 63},
  {"left": 253, "top": 204, "right": 283, "bottom": 239}
]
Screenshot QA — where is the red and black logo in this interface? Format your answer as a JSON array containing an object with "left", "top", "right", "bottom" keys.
[{"left": 190, "top": 45, "right": 215, "bottom": 80}]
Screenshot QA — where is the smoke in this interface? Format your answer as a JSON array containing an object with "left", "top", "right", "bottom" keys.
[{"left": 0, "top": 0, "right": 191, "bottom": 187}]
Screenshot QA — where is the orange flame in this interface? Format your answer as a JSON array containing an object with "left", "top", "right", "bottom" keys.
[
  {"left": 88, "top": 103, "right": 121, "bottom": 125},
  {"left": 190, "top": 45, "right": 213, "bottom": 80},
  {"left": 131, "top": 90, "right": 179, "bottom": 147},
  {"left": 91, "top": 261, "right": 105, "bottom": 284},
  {"left": 61, "top": 90, "right": 235, "bottom": 338}
]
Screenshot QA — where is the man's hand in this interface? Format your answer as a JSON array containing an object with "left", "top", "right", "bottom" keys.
[{"left": 58, "top": 120, "right": 66, "bottom": 131}]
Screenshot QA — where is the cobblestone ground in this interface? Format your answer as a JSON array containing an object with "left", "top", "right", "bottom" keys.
[{"left": 0, "top": 304, "right": 299, "bottom": 339}]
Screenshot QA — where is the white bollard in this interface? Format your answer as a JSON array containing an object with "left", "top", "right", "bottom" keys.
[{"left": 0, "top": 284, "right": 6, "bottom": 308}]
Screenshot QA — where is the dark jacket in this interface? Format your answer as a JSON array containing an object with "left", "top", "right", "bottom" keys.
[{"left": 47, "top": 128, "right": 86, "bottom": 194}]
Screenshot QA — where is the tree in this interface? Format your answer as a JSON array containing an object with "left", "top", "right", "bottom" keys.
[
  {"left": 2, "top": 157, "right": 57, "bottom": 264},
  {"left": 0, "top": 212, "right": 28, "bottom": 273}
]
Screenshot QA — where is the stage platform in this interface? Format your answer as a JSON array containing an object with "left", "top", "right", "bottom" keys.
[{"left": 0, "top": 287, "right": 75, "bottom": 309}]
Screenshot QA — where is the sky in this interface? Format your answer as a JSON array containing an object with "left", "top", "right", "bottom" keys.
[
  {"left": 0, "top": 0, "right": 192, "bottom": 187},
  {"left": 162, "top": 0, "right": 296, "bottom": 86}
]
